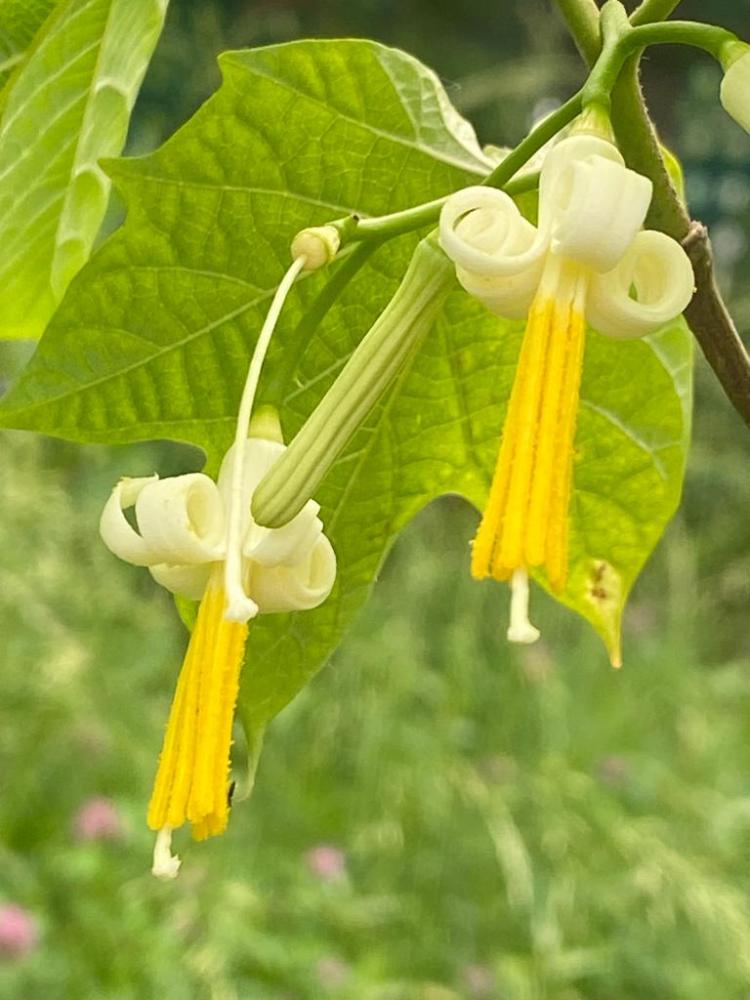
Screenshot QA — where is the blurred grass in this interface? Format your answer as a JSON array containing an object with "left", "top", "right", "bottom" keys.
[
  {"left": 1, "top": 416, "right": 750, "bottom": 997},
  {"left": 3, "top": 1, "right": 750, "bottom": 997}
]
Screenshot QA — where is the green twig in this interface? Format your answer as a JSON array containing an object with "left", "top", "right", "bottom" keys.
[
  {"left": 630, "top": 0, "right": 683, "bottom": 27},
  {"left": 554, "top": 0, "right": 601, "bottom": 63},
  {"left": 484, "top": 92, "right": 582, "bottom": 186},
  {"left": 627, "top": 20, "right": 736, "bottom": 59},
  {"left": 611, "top": 58, "right": 690, "bottom": 238},
  {"left": 345, "top": 170, "right": 541, "bottom": 245}
]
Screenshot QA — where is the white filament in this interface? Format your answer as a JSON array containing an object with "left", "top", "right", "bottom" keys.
[
  {"left": 223, "top": 255, "right": 307, "bottom": 622},
  {"left": 151, "top": 826, "right": 181, "bottom": 881},
  {"left": 507, "top": 569, "right": 541, "bottom": 645},
  {"left": 587, "top": 230, "right": 695, "bottom": 340}
]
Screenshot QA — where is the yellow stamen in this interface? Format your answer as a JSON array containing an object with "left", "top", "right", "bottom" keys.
[
  {"left": 147, "top": 568, "right": 248, "bottom": 841},
  {"left": 472, "top": 255, "right": 587, "bottom": 592}
]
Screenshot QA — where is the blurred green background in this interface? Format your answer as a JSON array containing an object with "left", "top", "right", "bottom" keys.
[{"left": 2, "top": 1, "right": 750, "bottom": 997}]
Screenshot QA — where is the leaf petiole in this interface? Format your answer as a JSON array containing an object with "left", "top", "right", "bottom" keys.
[{"left": 331, "top": 170, "right": 542, "bottom": 248}]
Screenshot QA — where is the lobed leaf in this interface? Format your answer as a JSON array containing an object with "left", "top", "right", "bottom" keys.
[{"left": 0, "top": 40, "right": 691, "bottom": 747}]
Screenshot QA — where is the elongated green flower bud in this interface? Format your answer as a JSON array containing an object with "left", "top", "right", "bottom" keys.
[{"left": 252, "top": 236, "right": 453, "bottom": 528}]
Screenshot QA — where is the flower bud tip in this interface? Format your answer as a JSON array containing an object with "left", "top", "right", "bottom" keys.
[
  {"left": 248, "top": 405, "right": 284, "bottom": 443},
  {"left": 291, "top": 226, "right": 340, "bottom": 270},
  {"left": 720, "top": 47, "right": 750, "bottom": 134}
]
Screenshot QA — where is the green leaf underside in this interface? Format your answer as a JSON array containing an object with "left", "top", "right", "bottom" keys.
[
  {"left": 0, "top": 0, "right": 169, "bottom": 340},
  {"left": 0, "top": 0, "right": 56, "bottom": 90},
  {"left": 0, "top": 40, "right": 691, "bottom": 737}
]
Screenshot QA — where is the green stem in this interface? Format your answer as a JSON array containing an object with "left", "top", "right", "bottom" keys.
[
  {"left": 262, "top": 241, "right": 380, "bottom": 405},
  {"left": 627, "top": 20, "right": 737, "bottom": 60},
  {"left": 253, "top": 237, "right": 454, "bottom": 527},
  {"left": 582, "top": 1, "right": 631, "bottom": 110},
  {"left": 553, "top": 0, "right": 601, "bottom": 64},
  {"left": 610, "top": 57, "right": 689, "bottom": 238},
  {"left": 484, "top": 92, "right": 583, "bottom": 186},
  {"left": 583, "top": 9, "right": 735, "bottom": 110},
  {"left": 558, "top": 0, "right": 750, "bottom": 432},
  {"left": 630, "top": 0, "right": 683, "bottom": 27},
  {"left": 346, "top": 170, "right": 541, "bottom": 245},
  {"left": 331, "top": 91, "right": 583, "bottom": 250}
]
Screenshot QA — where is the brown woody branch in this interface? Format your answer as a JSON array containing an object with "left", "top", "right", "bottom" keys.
[{"left": 682, "top": 223, "right": 750, "bottom": 428}]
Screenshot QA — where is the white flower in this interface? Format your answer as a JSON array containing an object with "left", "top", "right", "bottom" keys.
[
  {"left": 98, "top": 242, "right": 333, "bottom": 879},
  {"left": 100, "top": 436, "right": 336, "bottom": 618},
  {"left": 439, "top": 133, "right": 694, "bottom": 339},
  {"left": 438, "top": 132, "right": 694, "bottom": 655},
  {"left": 99, "top": 434, "right": 336, "bottom": 879}
]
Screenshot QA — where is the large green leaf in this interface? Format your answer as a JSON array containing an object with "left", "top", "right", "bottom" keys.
[
  {"left": 0, "top": 0, "right": 57, "bottom": 89},
  {"left": 0, "top": 0, "right": 169, "bottom": 340},
  {"left": 0, "top": 40, "right": 691, "bottom": 745}
]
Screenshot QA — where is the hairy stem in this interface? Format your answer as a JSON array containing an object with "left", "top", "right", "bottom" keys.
[{"left": 611, "top": 58, "right": 689, "bottom": 237}]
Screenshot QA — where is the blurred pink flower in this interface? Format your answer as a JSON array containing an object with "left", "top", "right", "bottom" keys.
[
  {"left": 315, "top": 955, "right": 350, "bottom": 989},
  {"left": 461, "top": 963, "right": 495, "bottom": 997},
  {"left": 0, "top": 904, "right": 37, "bottom": 960},
  {"left": 73, "top": 796, "right": 124, "bottom": 842},
  {"left": 305, "top": 844, "right": 346, "bottom": 881},
  {"left": 596, "top": 754, "right": 631, "bottom": 788}
]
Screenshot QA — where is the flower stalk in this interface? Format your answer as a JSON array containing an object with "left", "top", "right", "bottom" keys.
[{"left": 252, "top": 236, "right": 454, "bottom": 528}]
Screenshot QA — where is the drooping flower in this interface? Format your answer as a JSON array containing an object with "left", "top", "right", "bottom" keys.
[
  {"left": 439, "top": 131, "right": 694, "bottom": 647},
  {"left": 100, "top": 247, "right": 337, "bottom": 878},
  {"left": 100, "top": 429, "right": 336, "bottom": 876}
]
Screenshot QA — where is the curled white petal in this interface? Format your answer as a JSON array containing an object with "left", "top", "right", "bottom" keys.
[
  {"left": 247, "top": 500, "right": 323, "bottom": 567},
  {"left": 540, "top": 135, "right": 652, "bottom": 272},
  {"left": 587, "top": 230, "right": 695, "bottom": 340},
  {"left": 149, "top": 562, "right": 213, "bottom": 601},
  {"left": 549, "top": 157, "right": 652, "bottom": 272},
  {"left": 454, "top": 265, "right": 542, "bottom": 320},
  {"left": 250, "top": 535, "right": 337, "bottom": 614},
  {"left": 720, "top": 50, "right": 750, "bottom": 134},
  {"left": 539, "top": 134, "right": 624, "bottom": 215},
  {"left": 439, "top": 186, "right": 546, "bottom": 278},
  {"left": 99, "top": 475, "right": 160, "bottom": 566},
  {"left": 135, "top": 473, "right": 225, "bottom": 566}
]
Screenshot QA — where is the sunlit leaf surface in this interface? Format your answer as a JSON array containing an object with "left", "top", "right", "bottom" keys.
[{"left": 0, "top": 40, "right": 691, "bottom": 744}]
